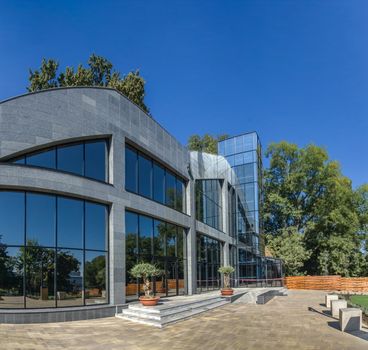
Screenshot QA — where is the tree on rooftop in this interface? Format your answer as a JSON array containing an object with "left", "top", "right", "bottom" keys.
[{"left": 187, "top": 134, "right": 229, "bottom": 154}]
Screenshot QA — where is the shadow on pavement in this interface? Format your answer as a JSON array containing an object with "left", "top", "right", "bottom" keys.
[{"left": 327, "top": 321, "right": 368, "bottom": 342}]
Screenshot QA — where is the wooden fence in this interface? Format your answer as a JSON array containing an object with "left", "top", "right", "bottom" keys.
[{"left": 284, "top": 276, "right": 368, "bottom": 292}]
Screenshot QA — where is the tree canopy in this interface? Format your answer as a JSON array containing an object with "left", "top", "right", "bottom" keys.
[
  {"left": 27, "top": 54, "right": 149, "bottom": 113},
  {"left": 187, "top": 134, "right": 229, "bottom": 154},
  {"left": 263, "top": 141, "right": 368, "bottom": 277}
]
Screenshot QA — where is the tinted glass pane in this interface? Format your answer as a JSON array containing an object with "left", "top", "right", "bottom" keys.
[
  {"left": 26, "top": 149, "right": 56, "bottom": 169},
  {"left": 138, "top": 154, "right": 152, "bottom": 198},
  {"left": 26, "top": 193, "right": 56, "bottom": 247},
  {"left": 57, "top": 249, "right": 83, "bottom": 307},
  {"left": 0, "top": 246, "right": 24, "bottom": 308},
  {"left": 153, "top": 220, "right": 165, "bottom": 256},
  {"left": 139, "top": 216, "right": 152, "bottom": 256},
  {"left": 175, "top": 179, "right": 185, "bottom": 212},
  {"left": 153, "top": 163, "right": 165, "bottom": 204},
  {"left": 85, "top": 202, "right": 107, "bottom": 251},
  {"left": 165, "top": 171, "right": 176, "bottom": 208},
  {"left": 57, "top": 197, "right": 83, "bottom": 249},
  {"left": 0, "top": 191, "right": 24, "bottom": 246},
  {"left": 85, "top": 251, "right": 107, "bottom": 305},
  {"left": 125, "top": 146, "right": 138, "bottom": 192},
  {"left": 25, "top": 247, "right": 55, "bottom": 308},
  {"left": 166, "top": 224, "right": 176, "bottom": 257},
  {"left": 177, "top": 228, "right": 185, "bottom": 260},
  {"left": 85, "top": 140, "right": 107, "bottom": 182},
  {"left": 126, "top": 211, "right": 138, "bottom": 256},
  {"left": 13, "top": 157, "right": 25, "bottom": 165},
  {"left": 57, "top": 144, "right": 84, "bottom": 175}
]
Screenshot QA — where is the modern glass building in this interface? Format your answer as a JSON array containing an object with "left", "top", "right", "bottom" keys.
[{"left": 0, "top": 87, "right": 282, "bottom": 323}]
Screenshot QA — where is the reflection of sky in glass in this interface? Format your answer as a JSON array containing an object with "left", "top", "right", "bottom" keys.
[
  {"left": 27, "top": 149, "right": 56, "bottom": 169},
  {"left": 0, "top": 191, "right": 24, "bottom": 245},
  {"left": 57, "top": 198, "right": 83, "bottom": 249},
  {"left": 57, "top": 144, "right": 84, "bottom": 175},
  {"left": 26, "top": 193, "right": 56, "bottom": 247},
  {"left": 85, "top": 141, "right": 106, "bottom": 181}
]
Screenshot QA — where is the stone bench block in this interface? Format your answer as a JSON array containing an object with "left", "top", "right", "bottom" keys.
[
  {"left": 325, "top": 294, "right": 338, "bottom": 308},
  {"left": 339, "top": 308, "right": 362, "bottom": 332},
  {"left": 331, "top": 299, "right": 347, "bottom": 318}
]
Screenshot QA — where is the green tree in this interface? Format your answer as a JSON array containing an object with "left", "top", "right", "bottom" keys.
[
  {"left": 28, "top": 54, "right": 149, "bottom": 113},
  {"left": 187, "top": 134, "right": 229, "bottom": 154},
  {"left": 264, "top": 141, "right": 367, "bottom": 277}
]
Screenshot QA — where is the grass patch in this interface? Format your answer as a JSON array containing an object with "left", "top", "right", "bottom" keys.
[{"left": 350, "top": 295, "right": 368, "bottom": 308}]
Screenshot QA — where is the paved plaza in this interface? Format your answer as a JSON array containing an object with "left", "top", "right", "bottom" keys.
[{"left": 0, "top": 290, "right": 367, "bottom": 350}]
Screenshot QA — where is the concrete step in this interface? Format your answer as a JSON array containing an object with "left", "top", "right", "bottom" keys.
[{"left": 116, "top": 299, "right": 229, "bottom": 328}]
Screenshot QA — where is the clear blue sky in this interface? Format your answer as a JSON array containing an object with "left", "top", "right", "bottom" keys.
[{"left": 0, "top": 0, "right": 367, "bottom": 187}]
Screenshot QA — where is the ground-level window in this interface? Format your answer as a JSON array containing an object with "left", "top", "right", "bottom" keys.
[
  {"left": 0, "top": 190, "right": 108, "bottom": 309},
  {"left": 125, "top": 211, "right": 187, "bottom": 301}
]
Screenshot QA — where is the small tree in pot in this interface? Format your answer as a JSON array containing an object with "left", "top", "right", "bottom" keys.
[
  {"left": 130, "top": 262, "right": 161, "bottom": 306},
  {"left": 218, "top": 266, "right": 235, "bottom": 296}
]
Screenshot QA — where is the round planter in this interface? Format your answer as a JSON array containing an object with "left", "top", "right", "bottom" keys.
[
  {"left": 139, "top": 296, "right": 160, "bottom": 306},
  {"left": 221, "top": 288, "right": 234, "bottom": 296}
]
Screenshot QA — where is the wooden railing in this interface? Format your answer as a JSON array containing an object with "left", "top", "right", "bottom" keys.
[
  {"left": 126, "top": 279, "right": 185, "bottom": 296},
  {"left": 284, "top": 276, "right": 368, "bottom": 292}
]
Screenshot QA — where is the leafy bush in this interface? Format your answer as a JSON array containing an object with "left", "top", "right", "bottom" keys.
[{"left": 130, "top": 263, "right": 160, "bottom": 298}]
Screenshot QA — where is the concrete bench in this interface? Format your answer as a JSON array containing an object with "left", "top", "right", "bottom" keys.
[
  {"left": 256, "top": 290, "right": 280, "bottom": 304},
  {"left": 331, "top": 299, "right": 347, "bottom": 318},
  {"left": 339, "top": 308, "right": 362, "bottom": 332},
  {"left": 325, "top": 294, "right": 338, "bottom": 308}
]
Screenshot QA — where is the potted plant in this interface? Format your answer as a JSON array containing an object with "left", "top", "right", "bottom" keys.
[
  {"left": 130, "top": 262, "right": 161, "bottom": 306},
  {"left": 218, "top": 266, "right": 235, "bottom": 296}
]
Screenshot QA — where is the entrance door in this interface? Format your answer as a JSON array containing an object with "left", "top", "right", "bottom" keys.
[{"left": 153, "top": 257, "right": 178, "bottom": 297}]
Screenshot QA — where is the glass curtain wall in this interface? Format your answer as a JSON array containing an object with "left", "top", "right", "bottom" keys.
[
  {"left": 125, "top": 144, "right": 186, "bottom": 213},
  {"left": 125, "top": 211, "right": 187, "bottom": 301},
  {"left": 196, "top": 234, "right": 221, "bottom": 292},
  {"left": 195, "top": 180, "right": 222, "bottom": 231},
  {"left": 0, "top": 191, "right": 108, "bottom": 309},
  {"left": 8, "top": 139, "right": 109, "bottom": 182}
]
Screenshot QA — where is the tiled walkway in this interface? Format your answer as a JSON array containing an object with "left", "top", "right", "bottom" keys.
[{"left": 1, "top": 290, "right": 367, "bottom": 350}]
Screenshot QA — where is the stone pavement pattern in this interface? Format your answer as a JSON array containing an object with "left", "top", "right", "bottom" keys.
[{"left": 0, "top": 290, "right": 367, "bottom": 350}]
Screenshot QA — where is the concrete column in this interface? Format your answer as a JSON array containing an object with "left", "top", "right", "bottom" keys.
[
  {"left": 223, "top": 241, "right": 229, "bottom": 266},
  {"left": 186, "top": 179, "right": 197, "bottom": 295}
]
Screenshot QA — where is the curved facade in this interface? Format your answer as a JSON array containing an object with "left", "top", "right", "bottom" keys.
[{"left": 0, "top": 87, "right": 282, "bottom": 322}]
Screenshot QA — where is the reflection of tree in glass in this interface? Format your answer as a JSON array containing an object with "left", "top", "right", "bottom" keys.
[
  {"left": 57, "top": 251, "right": 80, "bottom": 293},
  {"left": 85, "top": 255, "right": 105, "bottom": 291}
]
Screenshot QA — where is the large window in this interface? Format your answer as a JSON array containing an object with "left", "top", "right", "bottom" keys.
[
  {"left": 196, "top": 234, "right": 221, "bottom": 292},
  {"left": 125, "top": 144, "right": 186, "bottom": 213},
  {"left": 125, "top": 211, "right": 187, "bottom": 301},
  {"left": 8, "top": 139, "right": 108, "bottom": 182},
  {"left": 195, "top": 179, "right": 222, "bottom": 231},
  {"left": 0, "top": 190, "right": 108, "bottom": 309}
]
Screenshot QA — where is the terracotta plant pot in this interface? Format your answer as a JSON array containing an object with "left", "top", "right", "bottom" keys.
[
  {"left": 221, "top": 288, "right": 234, "bottom": 296},
  {"left": 139, "top": 296, "right": 160, "bottom": 306}
]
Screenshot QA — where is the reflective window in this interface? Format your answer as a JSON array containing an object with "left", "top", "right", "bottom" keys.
[
  {"left": 57, "top": 197, "right": 83, "bottom": 249},
  {"left": 85, "top": 251, "right": 107, "bottom": 305},
  {"left": 153, "top": 220, "right": 165, "bottom": 257},
  {"left": 25, "top": 247, "right": 56, "bottom": 308},
  {"left": 27, "top": 149, "right": 56, "bottom": 169},
  {"left": 166, "top": 224, "right": 176, "bottom": 257},
  {"left": 26, "top": 193, "right": 56, "bottom": 247},
  {"left": 138, "top": 154, "right": 152, "bottom": 198},
  {"left": 57, "top": 249, "right": 83, "bottom": 307},
  {"left": 0, "top": 246, "right": 24, "bottom": 308},
  {"left": 0, "top": 191, "right": 24, "bottom": 246},
  {"left": 125, "top": 144, "right": 186, "bottom": 213},
  {"left": 165, "top": 171, "right": 176, "bottom": 207},
  {"left": 85, "top": 202, "right": 107, "bottom": 251},
  {"left": 153, "top": 163, "right": 165, "bottom": 204},
  {"left": 8, "top": 139, "right": 109, "bottom": 182},
  {"left": 57, "top": 143, "right": 84, "bottom": 175},
  {"left": 139, "top": 215, "right": 152, "bottom": 256},
  {"left": 85, "top": 140, "right": 107, "bottom": 182},
  {"left": 125, "top": 146, "right": 138, "bottom": 192}
]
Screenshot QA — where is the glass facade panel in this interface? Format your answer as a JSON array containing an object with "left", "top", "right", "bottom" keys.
[
  {"left": 85, "top": 251, "right": 107, "bottom": 305},
  {"left": 25, "top": 247, "right": 56, "bottom": 308},
  {"left": 57, "top": 144, "right": 84, "bottom": 176},
  {"left": 165, "top": 171, "right": 176, "bottom": 207},
  {"left": 153, "top": 220, "right": 165, "bottom": 257},
  {"left": 57, "top": 249, "right": 83, "bottom": 307},
  {"left": 26, "top": 193, "right": 56, "bottom": 247},
  {"left": 85, "top": 140, "right": 107, "bottom": 182},
  {"left": 0, "top": 190, "right": 109, "bottom": 309},
  {"left": 166, "top": 224, "right": 176, "bottom": 257},
  {"left": 27, "top": 149, "right": 56, "bottom": 169},
  {"left": 176, "top": 178, "right": 185, "bottom": 212},
  {"left": 0, "top": 246, "right": 24, "bottom": 308},
  {"left": 125, "top": 146, "right": 138, "bottom": 192},
  {"left": 153, "top": 163, "right": 165, "bottom": 204},
  {"left": 139, "top": 215, "right": 153, "bottom": 257},
  {"left": 0, "top": 191, "right": 24, "bottom": 246},
  {"left": 138, "top": 154, "right": 152, "bottom": 198},
  {"left": 57, "top": 197, "right": 83, "bottom": 249},
  {"left": 125, "top": 212, "right": 138, "bottom": 301}
]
